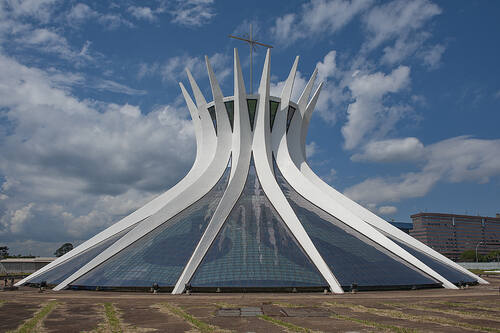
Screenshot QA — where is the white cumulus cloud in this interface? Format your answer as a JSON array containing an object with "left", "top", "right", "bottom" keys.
[
  {"left": 0, "top": 53, "right": 196, "bottom": 249},
  {"left": 271, "top": 0, "right": 373, "bottom": 46},
  {"left": 342, "top": 66, "right": 411, "bottom": 150},
  {"left": 344, "top": 136, "right": 500, "bottom": 206},
  {"left": 351, "top": 137, "right": 425, "bottom": 162}
]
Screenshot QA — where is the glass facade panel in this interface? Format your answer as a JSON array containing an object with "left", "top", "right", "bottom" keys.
[
  {"left": 247, "top": 99, "right": 257, "bottom": 131},
  {"left": 26, "top": 224, "right": 136, "bottom": 286},
  {"left": 224, "top": 101, "right": 234, "bottom": 131},
  {"left": 386, "top": 235, "right": 477, "bottom": 284},
  {"left": 207, "top": 106, "right": 217, "bottom": 134},
  {"left": 70, "top": 166, "right": 231, "bottom": 288},
  {"left": 270, "top": 101, "right": 279, "bottom": 131},
  {"left": 286, "top": 106, "right": 296, "bottom": 132},
  {"left": 274, "top": 162, "right": 439, "bottom": 289},
  {"left": 190, "top": 159, "right": 327, "bottom": 288}
]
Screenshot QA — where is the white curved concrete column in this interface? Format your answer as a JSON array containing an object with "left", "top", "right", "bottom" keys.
[
  {"left": 172, "top": 49, "right": 253, "bottom": 294},
  {"left": 16, "top": 74, "right": 217, "bottom": 287},
  {"left": 286, "top": 68, "right": 480, "bottom": 289},
  {"left": 288, "top": 69, "right": 487, "bottom": 285},
  {"left": 252, "top": 50, "right": 343, "bottom": 293},
  {"left": 53, "top": 71, "right": 232, "bottom": 291},
  {"left": 277, "top": 60, "right": 458, "bottom": 289}
]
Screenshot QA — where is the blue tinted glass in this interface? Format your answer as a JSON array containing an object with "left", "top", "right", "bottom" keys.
[
  {"left": 27, "top": 224, "right": 136, "bottom": 285},
  {"left": 274, "top": 162, "right": 439, "bottom": 289},
  {"left": 286, "top": 106, "right": 296, "bottom": 133},
  {"left": 208, "top": 106, "right": 217, "bottom": 134},
  {"left": 190, "top": 159, "right": 327, "bottom": 288},
  {"left": 386, "top": 235, "right": 477, "bottom": 284},
  {"left": 70, "top": 167, "right": 230, "bottom": 288},
  {"left": 247, "top": 99, "right": 257, "bottom": 131},
  {"left": 224, "top": 101, "right": 234, "bottom": 131},
  {"left": 270, "top": 101, "right": 279, "bottom": 131}
]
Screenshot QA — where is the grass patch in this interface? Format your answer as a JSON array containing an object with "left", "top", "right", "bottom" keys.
[
  {"left": 384, "top": 302, "right": 500, "bottom": 323},
  {"left": 214, "top": 302, "right": 238, "bottom": 309},
  {"left": 0, "top": 300, "right": 5, "bottom": 307},
  {"left": 159, "top": 302, "right": 227, "bottom": 333},
  {"left": 437, "top": 300, "right": 500, "bottom": 312},
  {"left": 8, "top": 300, "right": 57, "bottom": 333},
  {"left": 469, "top": 269, "right": 488, "bottom": 274},
  {"left": 326, "top": 302, "right": 500, "bottom": 333},
  {"left": 258, "top": 314, "right": 311, "bottom": 332},
  {"left": 469, "top": 269, "right": 500, "bottom": 275},
  {"left": 103, "top": 302, "right": 121, "bottom": 333},
  {"left": 331, "top": 313, "right": 418, "bottom": 333},
  {"left": 273, "top": 302, "right": 308, "bottom": 308}
]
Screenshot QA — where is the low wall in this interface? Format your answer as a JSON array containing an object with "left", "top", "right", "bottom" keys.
[{"left": 457, "top": 262, "right": 500, "bottom": 270}]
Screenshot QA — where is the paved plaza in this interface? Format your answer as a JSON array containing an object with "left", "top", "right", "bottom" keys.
[{"left": 1, "top": 275, "right": 499, "bottom": 332}]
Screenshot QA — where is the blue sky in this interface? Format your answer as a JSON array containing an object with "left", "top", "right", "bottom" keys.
[{"left": 0, "top": 0, "right": 499, "bottom": 256}]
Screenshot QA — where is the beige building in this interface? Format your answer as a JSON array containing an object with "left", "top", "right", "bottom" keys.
[
  {"left": 410, "top": 213, "right": 500, "bottom": 261},
  {"left": 0, "top": 257, "right": 56, "bottom": 274}
]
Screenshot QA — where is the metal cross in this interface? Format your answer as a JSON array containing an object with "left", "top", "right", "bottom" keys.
[{"left": 229, "top": 24, "right": 273, "bottom": 94}]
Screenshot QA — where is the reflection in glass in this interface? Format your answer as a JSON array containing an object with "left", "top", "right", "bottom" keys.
[
  {"left": 270, "top": 101, "right": 279, "bottom": 131},
  {"left": 70, "top": 166, "right": 230, "bottom": 288},
  {"left": 190, "top": 158, "right": 327, "bottom": 288},
  {"left": 224, "top": 101, "right": 234, "bottom": 131},
  {"left": 247, "top": 99, "right": 257, "bottom": 131},
  {"left": 386, "top": 235, "right": 477, "bottom": 284},
  {"left": 274, "top": 161, "right": 440, "bottom": 289},
  {"left": 286, "top": 106, "right": 296, "bottom": 132},
  {"left": 207, "top": 106, "right": 217, "bottom": 134},
  {"left": 27, "top": 224, "right": 137, "bottom": 286}
]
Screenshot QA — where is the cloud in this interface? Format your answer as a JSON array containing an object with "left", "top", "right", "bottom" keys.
[
  {"left": 97, "top": 13, "right": 133, "bottom": 30},
  {"left": 169, "top": 0, "right": 215, "bottom": 27},
  {"left": 67, "top": 3, "right": 98, "bottom": 24},
  {"left": 323, "top": 168, "right": 337, "bottom": 183},
  {"left": 270, "top": 69, "right": 308, "bottom": 102},
  {"left": 305, "top": 141, "right": 318, "bottom": 159},
  {"left": 378, "top": 205, "right": 397, "bottom": 215},
  {"left": 342, "top": 66, "right": 411, "bottom": 149},
  {"left": 140, "top": 52, "right": 231, "bottom": 85},
  {"left": 93, "top": 79, "right": 147, "bottom": 95},
  {"left": 19, "top": 28, "right": 77, "bottom": 59},
  {"left": 128, "top": 6, "right": 165, "bottom": 22},
  {"left": 3, "top": 0, "right": 58, "bottom": 23},
  {"left": 344, "top": 136, "right": 500, "bottom": 205},
  {"left": 128, "top": 6, "right": 155, "bottom": 21},
  {"left": 0, "top": 53, "right": 196, "bottom": 248},
  {"left": 271, "top": 0, "right": 373, "bottom": 46},
  {"left": 362, "top": 0, "right": 441, "bottom": 50},
  {"left": 351, "top": 137, "right": 425, "bottom": 162},
  {"left": 361, "top": 0, "right": 442, "bottom": 67},
  {"left": 420, "top": 44, "right": 446, "bottom": 69}
]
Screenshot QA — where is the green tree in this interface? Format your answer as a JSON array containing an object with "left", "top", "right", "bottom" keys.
[
  {"left": 460, "top": 250, "right": 477, "bottom": 262},
  {"left": 0, "top": 246, "right": 8, "bottom": 259},
  {"left": 485, "top": 250, "right": 500, "bottom": 262},
  {"left": 54, "top": 243, "right": 73, "bottom": 257}
]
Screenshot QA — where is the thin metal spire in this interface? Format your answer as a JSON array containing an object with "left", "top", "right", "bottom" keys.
[{"left": 229, "top": 24, "right": 273, "bottom": 94}]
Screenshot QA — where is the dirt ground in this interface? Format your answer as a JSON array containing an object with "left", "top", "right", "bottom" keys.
[{"left": 1, "top": 275, "right": 499, "bottom": 333}]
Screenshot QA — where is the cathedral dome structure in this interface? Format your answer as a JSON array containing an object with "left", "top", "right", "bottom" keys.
[{"left": 17, "top": 49, "right": 486, "bottom": 293}]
